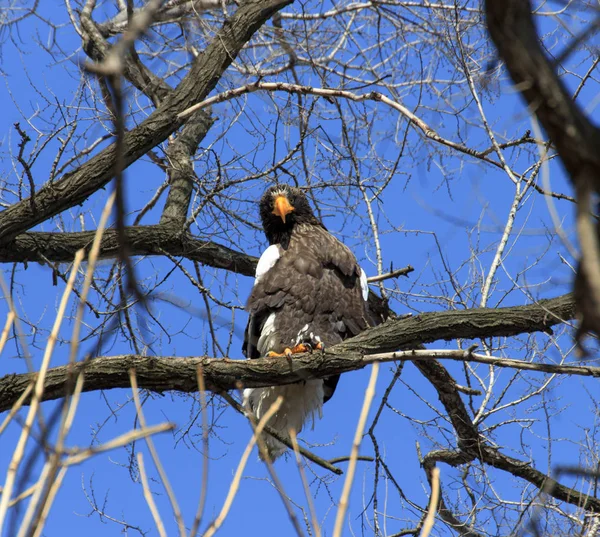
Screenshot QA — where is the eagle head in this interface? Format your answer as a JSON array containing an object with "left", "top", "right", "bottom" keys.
[{"left": 259, "top": 185, "right": 321, "bottom": 246}]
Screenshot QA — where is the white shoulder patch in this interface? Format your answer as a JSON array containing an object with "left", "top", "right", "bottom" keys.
[
  {"left": 360, "top": 267, "right": 369, "bottom": 301},
  {"left": 255, "top": 244, "right": 280, "bottom": 284}
]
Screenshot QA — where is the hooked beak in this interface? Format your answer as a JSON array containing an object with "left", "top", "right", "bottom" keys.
[{"left": 272, "top": 195, "right": 294, "bottom": 223}]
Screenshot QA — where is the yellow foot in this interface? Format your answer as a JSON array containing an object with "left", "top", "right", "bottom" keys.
[{"left": 266, "top": 343, "right": 317, "bottom": 358}]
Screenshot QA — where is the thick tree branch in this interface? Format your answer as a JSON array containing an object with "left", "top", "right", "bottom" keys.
[
  {"left": 160, "top": 110, "right": 215, "bottom": 226},
  {"left": 0, "top": 226, "right": 257, "bottom": 276},
  {"left": 414, "top": 308, "right": 600, "bottom": 516},
  {"left": 0, "top": 293, "right": 575, "bottom": 416},
  {"left": 1, "top": 293, "right": 588, "bottom": 509},
  {"left": 419, "top": 359, "right": 600, "bottom": 518},
  {"left": 0, "top": 0, "right": 292, "bottom": 244},
  {"left": 334, "top": 293, "right": 575, "bottom": 355}
]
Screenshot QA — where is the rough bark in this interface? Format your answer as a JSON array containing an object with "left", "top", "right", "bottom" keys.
[
  {"left": 160, "top": 110, "right": 215, "bottom": 226},
  {"left": 0, "top": 293, "right": 574, "bottom": 414},
  {"left": 1, "top": 292, "right": 588, "bottom": 511},
  {"left": 0, "top": 227, "right": 258, "bottom": 276},
  {"left": 335, "top": 293, "right": 574, "bottom": 354},
  {"left": 485, "top": 0, "right": 600, "bottom": 188},
  {"left": 420, "top": 358, "right": 600, "bottom": 513}
]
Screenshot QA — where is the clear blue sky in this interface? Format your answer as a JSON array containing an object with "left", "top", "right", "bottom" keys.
[{"left": 1, "top": 1, "right": 597, "bottom": 536}]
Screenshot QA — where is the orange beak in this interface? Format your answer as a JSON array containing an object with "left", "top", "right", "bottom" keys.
[{"left": 272, "top": 195, "right": 294, "bottom": 223}]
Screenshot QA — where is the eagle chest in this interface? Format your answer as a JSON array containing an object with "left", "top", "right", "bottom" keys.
[{"left": 258, "top": 227, "right": 360, "bottom": 349}]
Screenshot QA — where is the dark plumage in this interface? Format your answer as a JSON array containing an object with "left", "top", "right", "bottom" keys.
[{"left": 243, "top": 184, "right": 372, "bottom": 459}]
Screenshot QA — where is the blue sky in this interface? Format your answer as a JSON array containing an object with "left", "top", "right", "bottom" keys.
[{"left": 1, "top": 1, "right": 599, "bottom": 536}]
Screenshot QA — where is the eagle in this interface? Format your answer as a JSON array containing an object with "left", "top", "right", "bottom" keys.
[{"left": 243, "top": 185, "right": 372, "bottom": 459}]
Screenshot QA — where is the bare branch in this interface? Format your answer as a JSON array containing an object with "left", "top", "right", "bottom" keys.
[
  {"left": 0, "top": 227, "right": 258, "bottom": 277},
  {"left": 0, "top": 0, "right": 292, "bottom": 244},
  {"left": 0, "top": 293, "right": 575, "bottom": 415}
]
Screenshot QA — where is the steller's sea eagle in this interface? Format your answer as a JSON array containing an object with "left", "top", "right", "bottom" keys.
[{"left": 243, "top": 185, "right": 372, "bottom": 459}]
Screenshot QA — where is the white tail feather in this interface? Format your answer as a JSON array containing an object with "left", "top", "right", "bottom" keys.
[{"left": 243, "top": 381, "right": 324, "bottom": 460}]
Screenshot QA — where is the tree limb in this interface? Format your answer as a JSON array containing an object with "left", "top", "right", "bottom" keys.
[
  {"left": 160, "top": 110, "right": 215, "bottom": 226},
  {"left": 0, "top": 227, "right": 257, "bottom": 276},
  {"left": 0, "top": 293, "right": 575, "bottom": 415},
  {"left": 0, "top": 0, "right": 293, "bottom": 244}
]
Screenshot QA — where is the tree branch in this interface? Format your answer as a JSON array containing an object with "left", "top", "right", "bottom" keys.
[
  {"left": 368, "top": 348, "right": 600, "bottom": 378},
  {"left": 80, "top": 0, "right": 172, "bottom": 105},
  {"left": 0, "top": 227, "right": 257, "bottom": 276},
  {"left": 160, "top": 110, "right": 215, "bottom": 226},
  {"left": 485, "top": 0, "right": 600, "bottom": 349},
  {"left": 0, "top": 0, "right": 293, "bottom": 244},
  {"left": 334, "top": 293, "right": 575, "bottom": 355},
  {"left": 0, "top": 292, "right": 586, "bottom": 508},
  {"left": 0, "top": 293, "right": 575, "bottom": 416}
]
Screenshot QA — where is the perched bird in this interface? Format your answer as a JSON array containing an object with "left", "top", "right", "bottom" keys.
[{"left": 243, "top": 184, "right": 371, "bottom": 459}]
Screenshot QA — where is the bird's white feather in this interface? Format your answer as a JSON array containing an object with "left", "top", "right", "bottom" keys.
[
  {"left": 360, "top": 267, "right": 369, "bottom": 301},
  {"left": 243, "top": 380, "right": 324, "bottom": 460},
  {"left": 255, "top": 244, "right": 280, "bottom": 284},
  {"left": 257, "top": 312, "right": 277, "bottom": 357}
]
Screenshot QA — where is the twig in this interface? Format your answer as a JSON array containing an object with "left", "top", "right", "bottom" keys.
[
  {"left": 69, "top": 192, "right": 116, "bottom": 363},
  {"left": 248, "top": 409, "right": 306, "bottom": 537},
  {"left": 138, "top": 452, "right": 168, "bottom": 537},
  {"left": 367, "top": 266, "right": 414, "bottom": 283},
  {"left": 63, "top": 422, "right": 174, "bottom": 466},
  {"left": 13, "top": 123, "right": 36, "bottom": 214},
  {"left": 531, "top": 116, "right": 577, "bottom": 259},
  {"left": 290, "top": 429, "right": 322, "bottom": 537},
  {"left": 23, "top": 194, "right": 118, "bottom": 537},
  {"left": 328, "top": 456, "right": 375, "bottom": 464},
  {"left": 16, "top": 464, "right": 51, "bottom": 537},
  {"left": 454, "top": 384, "right": 482, "bottom": 396},
  {"left": 202, "top": 397, "right": 283, "bottom": 537},
  {"left": 0, "top": 249, "right": 84, "bottom": 533},
  {"left": 333, "top": 362, "right": 379, "bottom": 537},
  {"left": 177, "top": 82, "right": 509, "bottom": 172},
  {"left": 31, "top": 467, "right": 67, "bottom": 537},
  {"left": 420, "top": 467, "right": 440, "bottom": 537},
  {"left": 363, "top": 349, "right": 600, "bottom": 378},
  {"left": 0, "top": 384, "right": 33, "bottom": 437},
  {"left": 189, "top": 366, "right": 210, "bottom": 537},
  {"left": 2, "top": 484, "right": 36, "bottom": 509},
  {"left": 0, "top": 312, "right": 15, "bottom": 355},
  {"left": 130, "top": 369, "right": 186, "bottom": 537}
]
